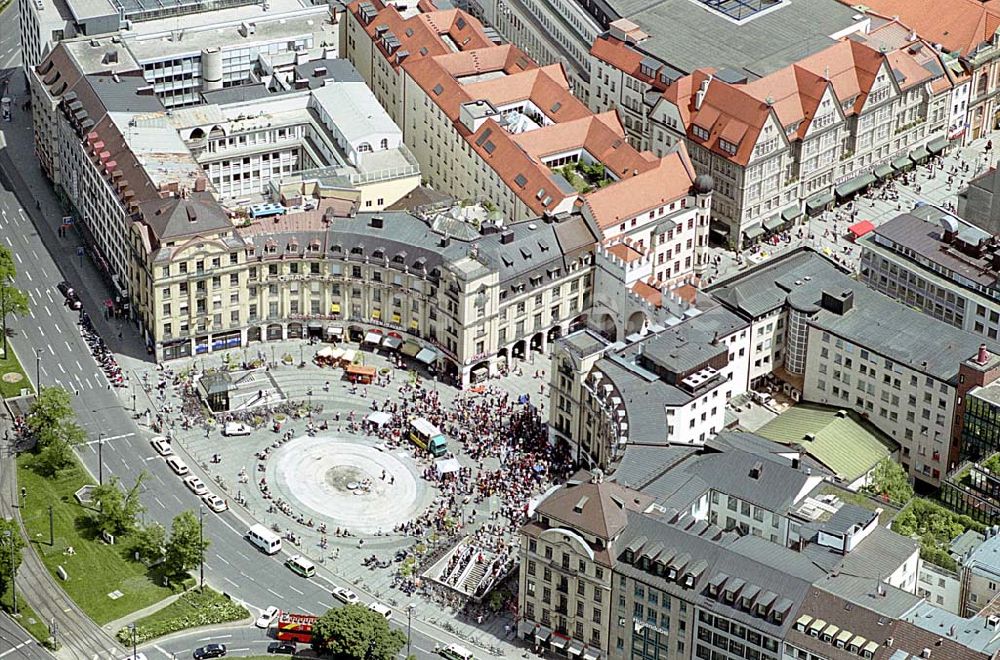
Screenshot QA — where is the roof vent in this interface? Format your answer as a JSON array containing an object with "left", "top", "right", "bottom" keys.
[
  {"left": 370, "top": 215, "right": 384, "bottom": 229},
  {"left": 186, "top": 206, "right": 197, "bottom": 222},
  {"left": 573, "top": 496, "right": 589, "bottom": 513},
  {"left": 749, "top": 461, "right": 763, "bottom": 480},
  {"left": 500, "top": 230, "right": 514, "bottom": 245}
]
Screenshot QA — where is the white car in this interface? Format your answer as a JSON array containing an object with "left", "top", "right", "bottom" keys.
[
  {"left": 202, "top": 493, "right": 227, "bottom": 513},
  {"left": 223, "top": 422, "right": 252, "bottom": 437},
  {"left": 165, "top": 455, "right": 189, "bottom": 476},
  {"left": 184, "top": 475, "right": 209, "bottom": 496},
  {"left": 255, "top": 605, "right": 280, "bottom": 629},
  {"left": 331, "top": 587, "right": 359, "bottom": 605},
  {"left": 367, "top": 602, "right": 392, "bottom": 620},
  {"left": 150, "top": 437, "right": 173, "bottom": 456}
]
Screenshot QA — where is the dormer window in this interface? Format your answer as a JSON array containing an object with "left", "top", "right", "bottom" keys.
[
  {"left": 692, "top": 125, "right": 709, "bottom": 140},
  {"left": 719, "top": 139, "right": 737, "bottom": 155}
]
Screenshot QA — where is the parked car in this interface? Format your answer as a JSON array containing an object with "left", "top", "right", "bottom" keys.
[
  {"left": 202, "top": 493, "right": 227, "bottom": 513},
  {"left": 150, "top": 437, "right": 172, "bottom": 456},
  {"left": 193, "top": 645, "right": 227, "bottom": 660},
  {"left": 267, "top": 642, "right": 296, "bottom": 655},
  {"left": 165, "top": 455, "right": 189, "bottom": 476},
  {"left": 223, "top": 422, "right": 252, "bottom": 437},
  {"left": 57, "top": 281, "right": 82, "bottom": 310},
  {"left": 331, "top": 586, "right": 359, "bottom": 605},
  {"left": 256, "top": 605, "right": 280, "bottom": 629},
  {"left": 184, "top": 475, "right": 208, "bottom": 496},
  {"left": 367, "top": 602, "right": 392, "bottom": 620}
]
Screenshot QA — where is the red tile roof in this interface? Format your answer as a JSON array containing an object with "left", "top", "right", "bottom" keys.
[
  {"left": 845, "top": 0, "right": 1000, "bottom": 55},
  {"left": 589, "top": 36, "right": 670, "bottom": 92}
]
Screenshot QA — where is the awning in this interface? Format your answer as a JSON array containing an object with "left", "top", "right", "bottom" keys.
[
  {"left": 346, "top": 364, "right": 377, "bottom": 377},
  {"left": 763, "top": 216, "right": 784, "bottom": 232},
  {"left": 329, "top": 348, "right": 345, "bottom": 361},
  {"left": 517, "top": 621, "right": 536, "bottom": 638},
  {"left": 364, "top": 331, "right": 383, "bottom": 345},
  {"left": 781, "top": 205, "right": 801, "bottom": 222},
  {"left": 583, "top": 648, "right": 601, "bottom": 660},
  {"left": 927, "top": 136, "right": 949, "bottom": 154},
  {"left": 382, "top": 336, "right": 402, "bottom": 350},
  {"left": 341, "top": 349, "right": 357, "bottom": 363},
  {"left": 743, "top": 225, "right": 765, "bottom": 240},
  {"left": 535, "top": 626, "right": 553, "bottom": 643},
  {"left": 568, "top": 641, "right": 585, "bottom": 656},
  {"left": 330, "top": 303, "right": 341, "bottom": 313},
  {"left": 891, "top": 156, "right": 911, "bottom": 171},
  {"left": 326, "top": 325, "right": 343, "bottom": 336},
  {"left": 805, "top": 192, "right": 834, "bottom": 212},
  {"left": 366, "top": 411, "right": 392, "bottom": 427},
  {"left": 316, "top": 346, "right": 334, "bottom": 358},
  {"left": 909, "top": 145, "right": 930, "bottom": 162},
  {"left": 551, "top": 634, "right": 570, "bottom": 651},
  {"left": 401, "top": 341, "right": 422, "bottom": 358},
  {"left": 348, "top": 325, "right": 363, "bottom": 334},
  {"left": 435, "top": 457, "right": 461, "bottom": 475},
  {"left": 416, "top": 347, "right": 437, "bottom": 365},
  {"left": 307, "top": 321, "right": 323, "bottom": 329},
  {"left": 835, "top": 173, "right": 875, "bottom": 200},
  {"left": 848, "top": 219, "right": 875, "bottom": 239},
  {"left": 873, "top": 164, "right": 894, "bottom": 180}
]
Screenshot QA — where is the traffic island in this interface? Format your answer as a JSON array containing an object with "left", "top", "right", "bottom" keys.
[
  {"left": 0, "top": 346, "right": 32, "bottom": 399},
  {"left": 16, "top": 453, "right": 185, "bottom": 624},
  {"left": 115, "top": 588, "right": 250, "bottom": 645}
]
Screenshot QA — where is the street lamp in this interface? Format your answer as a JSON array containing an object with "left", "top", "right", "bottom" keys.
[
  {"left": 406, "top": 603, "right": 415, "bottom": 658},
  {"left": 198, "top": 505, "right": 205, "bottom": 591},
  {"left": 2, "top": 530, "right": 16, "bottom": 616},
  {"left": 34, "top": 348, "right": 41, "bottom": 391},
  {"left": 97, "top": 433, "right": 105, "bottom": 486},
  {"left": 128, "top": 623, "right": 137, "bottom": 660}
]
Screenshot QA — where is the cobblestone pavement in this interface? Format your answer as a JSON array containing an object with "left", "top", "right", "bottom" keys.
[
  {"left": 114, "top": 342, "right": 551, "bottom": 648},
  {"left": 701, "top": 134, "right": 1000, "bottom": 285}
]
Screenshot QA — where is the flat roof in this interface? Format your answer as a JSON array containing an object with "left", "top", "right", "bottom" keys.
[
  {"left": 602, "top": 0, "right": 865, "bottom": 78},
  {"left": 66, "top": 0, "right": 116, "bottom": 21}
]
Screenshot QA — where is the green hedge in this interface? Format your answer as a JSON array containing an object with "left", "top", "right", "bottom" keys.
[{"left": 116, "top": 589, "right": 248, "bottom": 644}]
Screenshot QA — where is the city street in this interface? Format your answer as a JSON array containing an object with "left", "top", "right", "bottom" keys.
[
  {"left": 0, "top": 613, "right": 51, "bottom": 660},
  {"left": 0, "top": 46, "right": 518, "bottom": 660}
]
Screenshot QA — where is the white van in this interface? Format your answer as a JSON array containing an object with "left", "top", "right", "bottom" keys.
[
  {"left": 440, "top": 644, "right": 474, "bottom": 660},
  {"left": 367, "top": 602, "right": 392, "bottom": 620},
  {"left": 224, "top": 422, "right": 252, "bottom": 437},
  {"left": 247, "top": 524, "right": 282, "bottom": 555}
]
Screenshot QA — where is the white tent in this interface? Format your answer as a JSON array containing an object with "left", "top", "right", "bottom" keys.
[
  {"left": 435, "top": 457, "right": 461, "bottom": 475},
  {"left": 316, "top": 346, "right": 335, "bottom": 358},
  {"left": 366, "top": 411, "right": 392, "bottom": 427}
]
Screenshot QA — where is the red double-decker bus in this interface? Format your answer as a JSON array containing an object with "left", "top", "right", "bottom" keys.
[{"left": 275, "top": 612, "right": 317, "bottom": 644}]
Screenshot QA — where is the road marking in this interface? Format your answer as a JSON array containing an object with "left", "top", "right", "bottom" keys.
[
  {"left": 37, "top": 326, "right": 44, "bottom": 337},
  {"left": 0, "top": 640, "right": 33, "bottom": 658},
  {"left": 58, "top": 363, "right": 65, "bottom": 373},
  {"left": 144, "top": 455, "right": 158, "bottom": 462},
  {"left": 228, "top": 649, "right": 249, "bottom": 654},
  {"left": 172, "top": 493, "right": 183, "bottom": 504},
  {"left": 317, "top": 600, "right": 333, "bottom": 610},
  {"left": 82, "top": 433, "right": 135, "bottom": 445},
  {"left": 45, "top": 290, "right": 53, "bottom": 303},
  {"left": 3, "top": 236, "right": 9, "bottom": 246},
  {"left": 31, "top": 249, "right": 38, "bottom": 260},
  {"left": 65, "top": 340, "right": 72, "bottom": 351},
  {"left": 154, "top": 496, "right": 165, "bottom": 508},
  {"left": 288, "top": 584, "right": 304, "bottom": 595},
  {"left": 24, "top": 270, "right": 31, "bottom": 281},
  {"left": 224, "top": 577, "right": 239, "bottom": 588},
  {"left": 153, "top": 645, "right": 171, "bottom": 659},
  {"left": 215, "top": 553, "right": 231, "bottom": 565},
  {"left": 76, "top": 360, "right": 83, "bottom": 371},
  {"left": 198, "top": 635, "right": 231, "bottom": 641},
  {"left": 266, "top": 588, "right": 284, "bottom": 599},
  {"left": 299, "top": 607, "right": 315, "bottom": 616},
  {"left": 44, "top": 305, "right": 50, "bottom": 316},
  {"left": 13, "top": 252, "right": 20, "bottom": 263}
]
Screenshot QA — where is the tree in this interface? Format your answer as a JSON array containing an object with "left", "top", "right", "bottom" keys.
[
  {"left": 0, "top": 518, "right": 25, "bottom": 600},
  {"left": 163, "top": 511, "right": 208, "bottom": 578},
  {"left": 0, "top": 246, "right": 28, "bottom": 357},
  {"left": 132, "top": 522, "right": 166, "bottom": 565},
  {"left": 35, "top": 437, "right": 75, "bottom": 476},
  {"left": 312, "top": 604, "right": 405, "bottom": 660},
  {"left": 27, "top": 387, "right": 75, "bottom": 442},
  {"left": 861, "top": 458, "right": 914, "bottom": 505},
  {"left": 92, "top": 473, "right": 146, "bottom": 537}
]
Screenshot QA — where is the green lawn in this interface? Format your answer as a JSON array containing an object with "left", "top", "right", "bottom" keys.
[
  {"left": 1, "top": 587, "right": 52, "bottom": 646},
  {"left": 118, "top": 588, "right": 249, "bottom": 644},
  {"left": 17, "top": 452, "right": 184, "bottom": 625},
  {"left": 0, "top": 345, "right": 32, "bottom": 399}
]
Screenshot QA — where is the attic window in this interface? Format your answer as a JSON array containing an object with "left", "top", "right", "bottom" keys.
[
  {"left": 514, "top": 173, "right": 528, "bottom": 188},
  {"left": 265, "top": 240, "right": 277, "bottom": 253},
  {"left": 550, "top": 101, "right": 561, "bottom": 114},
  {"left": 330, "top": 244, "right": 343, "bottom": 253},
  {"left": 419, "top": 47, "right": 428, "bottom": 56},
  {"left": 308, "top": 239, "right": 321, "bottom": 252},
  {"left": 432, "top": 83, "right": 444, "bottom": 96},
  {"left": 692, "top": 125, "right": 709, "bottom": 141},
  {"left": 520, "top": 247, "right": 531, "bottom": 259},
  {"left": 393, "top": 251, "right": 407, "bottom": 263},
  {"left": 286, "top": 241, "right": 299, "bottom": 252},
  {"left": 719, "top": 139, "right": 737, "bottom": 155},
  {"left": 538, "top": 241, "right": 549, "bottom": 252},
  {"left": 535, "top": 188, "right": 546, "bottom": 200},
  {"left": 405, "top": 27, "right": 414, "bottom": 37},
  {"left": 350, "top": 245, "right": 363, "bottom": 255},
  {"left": 484, "top": 141, "right": 496, "bottom": 154},
  {"left": 373, "top": 247, "right": 385, "bottom": 259},
  {"left": 456, "top": 16, "right": 466, "bottom": 29}
]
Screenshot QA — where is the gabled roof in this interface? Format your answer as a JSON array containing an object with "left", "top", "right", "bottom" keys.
[
  {"left": 848, "top": 0, "right": 1000, "bottom": 55},
  {"left": 583, "top": 147, "right": 696, "bottom": 230}
]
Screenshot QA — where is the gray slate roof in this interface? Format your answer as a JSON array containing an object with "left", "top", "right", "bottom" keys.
[
  {"left": 593, "top": 0, "right": 861, "bottom": 79},
  {"left": 709, "top": 248, "right": 1000, "bottom": 383},
  {"left": 685, "top": 448, "right": 812, "bottom": 512}
]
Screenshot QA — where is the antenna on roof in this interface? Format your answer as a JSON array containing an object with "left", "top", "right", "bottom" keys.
[{"left": 823, "top": 66, "right": 830, "bottom": 81}]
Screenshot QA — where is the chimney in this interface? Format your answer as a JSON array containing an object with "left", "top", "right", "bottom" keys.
[
  {"left": 500, "top": 230, "right": 515, "bottom": 244},
  {"left": 978, "top": 343, "right": 990, "bottom": 365},
  {"left": 749, "top": 461, "right": 763, "bottom": 480},
  {"left": 370, "top": 215, "right": 384, "bottom": 229},
  {"left": 440, "top": 235, "right": 451, "bottom": 248},
  {"left": 193, "top": 176, "right": 208, "bottom": 193}
]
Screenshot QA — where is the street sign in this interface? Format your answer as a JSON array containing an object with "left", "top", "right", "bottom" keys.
[{"left": 62, "top": 216, "right": 74, "bottom": 225}]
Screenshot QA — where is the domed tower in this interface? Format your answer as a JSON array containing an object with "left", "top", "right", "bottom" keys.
[{"left": 691, "top": 174, "right": 714, "bottom": 280}]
